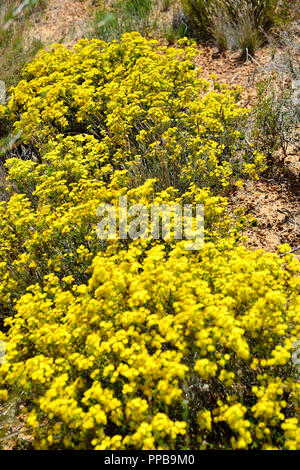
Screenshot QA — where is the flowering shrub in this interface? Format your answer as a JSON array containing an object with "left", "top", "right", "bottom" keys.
[
  {"left": 0, "top": 33, "right": 265, "bottom": 191},
  {"left": 0, "top": 241, "right": 299, "bottom": 449},
  {"left": 0, "top": 33, "right": 298, "bottom": 450},
  {"left": 0, "top": 133, "right": 239, "bottom": 319}
]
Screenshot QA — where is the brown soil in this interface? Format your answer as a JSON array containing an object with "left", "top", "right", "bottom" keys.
[
  {"left": 193, "top": 44, "right": 300, "bottom": 259},
  {"left": 194, "top": 44, "right": 270, "bottom": 105},
  {"left": 25, "top": 0, "right": 94, "bottom": 47},
  {"left": 230, "top": 177, "right": 299, "bottom": 255}
]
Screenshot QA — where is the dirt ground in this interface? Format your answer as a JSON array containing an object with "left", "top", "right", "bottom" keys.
[
  {"left": 25, "top": 0, "right": 93, "bottom": 46},
  {"left": 193, "top": 45, "right": 300, "bottom": 258}
]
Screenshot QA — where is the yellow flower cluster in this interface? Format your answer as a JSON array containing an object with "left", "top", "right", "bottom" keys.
[
  {"left": 1, "top": 32, "right": 266, "bottom": 192},
  {"left": 0, "top": 33, "right": 298, "bottom": 450},
  {"left": 0, "top": 133, "right": 236, "bottom": 316},
  {"left": 0, "top": 240, "right": 299, "bottom": 449}
]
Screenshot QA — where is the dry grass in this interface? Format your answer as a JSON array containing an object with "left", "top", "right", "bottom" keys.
[
  {"left": 0, "top": 1, "right": 44, "bottom": 89},
  {"left": 181, "top": 0, "right": 300, "bottom": 56}
]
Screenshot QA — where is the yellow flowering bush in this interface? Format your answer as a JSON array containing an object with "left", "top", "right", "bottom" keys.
[
  {"left": 0, "top": 132, "right": 238, "bottom": 318},
  {"left": 0, "top": 241, "right": 299, "bottom": 449},
  {"left": 0, "top": 33, "right": 298, "bottom": 450},
  {"left": 1, "top": 33, "right": 266, "bottom": 192}
]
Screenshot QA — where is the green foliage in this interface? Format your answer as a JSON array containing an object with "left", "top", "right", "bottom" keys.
[
  {"left": 0, "top": 0, "right": 44, "bottom": 165},
  {"left": 250, "top": 24, "right": 300, "bottom": 163},
  {"left": 161, "top": 0, "right": 171, "bottom": 12},
  {"left": 163, "top": 20, "right": 189, "bottom": 45},
  {"left": 93, "top": 0, "right": 153, "bottom": 41},
  {"left": 0, "top": 32, "right": 42, "bottom": 89},
  {"left": 0, "top": 0, "right": 44, "bottom": 88},
  {"left": 180, "top": 0, "right": 211, "bottom": 38},
  {"left": 252, "top": 75, "right": 300, "bottom": 161},
  {"left": 163, "top": 7, "right": 191, "bottom": 45}
]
